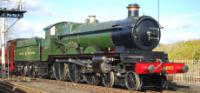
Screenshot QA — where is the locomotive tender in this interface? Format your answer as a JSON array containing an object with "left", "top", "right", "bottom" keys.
[{"left": 12, "top": 3, "right": 188, "bottom": 90}]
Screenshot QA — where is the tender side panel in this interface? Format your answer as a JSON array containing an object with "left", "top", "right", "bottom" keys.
[{"left": 15, "top": 38, "right": 41, "bottom": 62}]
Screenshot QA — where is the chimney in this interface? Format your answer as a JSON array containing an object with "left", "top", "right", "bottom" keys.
[
  {"left": 86, "top": 15, "right": 98, "bottom": 24},
  {"left": 127, "top": 3, "right": 140, "bottom": 17}
]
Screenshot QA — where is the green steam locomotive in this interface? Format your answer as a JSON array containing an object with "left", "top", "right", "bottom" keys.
[{"left": 13, "top": 3, "right": 188, "bottom": 90}]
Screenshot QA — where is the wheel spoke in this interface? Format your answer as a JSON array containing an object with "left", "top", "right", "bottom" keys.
[
  {"left": 125, "top": 71, "right": 140, "bottom": 91},
  {"left": 52, "top": 63, "right": 67, "bottom": 80},
  {"left": 68, "top": 63, "right": 81, "bottom": 82},
  {"left": 84, "top": 73, "right": 99, "bottom": 85},
  {"left": 102, "top": 71, "right": 115, "bottom": 87}
]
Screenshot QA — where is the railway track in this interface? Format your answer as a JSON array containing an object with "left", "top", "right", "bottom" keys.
[
  {"left": 12, "top": 77, "right": 130, "bottom": 93},
  {"left": 7, "top": 76, "right": 191, "bottom": 93},
  {"left": 0, "top": 78, "right": 48, "bottom": 93},
  {"left": 0, "top": 80, "right": 26, "bottom": 93}
]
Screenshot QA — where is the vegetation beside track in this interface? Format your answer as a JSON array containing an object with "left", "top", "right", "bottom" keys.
[{"left": 155, "top": 40, "right": 200, "bottom": 60}]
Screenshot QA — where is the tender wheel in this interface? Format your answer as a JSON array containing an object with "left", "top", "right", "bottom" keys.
[
  {"left": 68, "top": 63, "right": 82, "bottom": 82},
  {"left": 83, "top": 73, "right": 99, "bottom": 85},
  {"left": 25, "top": 64, "right": 32, "bottom": 77},
  {"left": 52, "top": 62, "right": 67, "bottom": 80},
  {"left": 31, "top": 65, "right": 37, "bottom": 78},
  {"left": 37, "top": 64, "right": 43, "bottom": 78},
  {"left": 17, "top": 64, "right": 23, "bottom": 75},
  {"left": 23, "top": 65, "right": 28, "bottom": 76},
  {"left": 102, "top": 71, "right": 115, "bottom": 87},
  {"left": 125, "top": 71, "right": 140, "bottom": 91},
  {"left": 31, "top": 64, "right": 40, "bottom": 78}
]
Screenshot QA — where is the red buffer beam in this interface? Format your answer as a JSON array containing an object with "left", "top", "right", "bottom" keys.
[{"left": 135, "top": 61, "right": 189, "bottom": 74}]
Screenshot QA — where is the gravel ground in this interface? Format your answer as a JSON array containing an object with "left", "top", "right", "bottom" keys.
[
  {"left": 8, "top": 77, "right": 200, "bottom": 93},
  {"left": 174, "top": 82, "right": 200, "bottom": 93},
  {"left": 15, "top": 81, "right": 90, "bottom": 93}
]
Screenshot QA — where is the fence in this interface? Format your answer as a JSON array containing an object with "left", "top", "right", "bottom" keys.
[{"left": 171, "top": 60, "right": 200, "bottom": 85}]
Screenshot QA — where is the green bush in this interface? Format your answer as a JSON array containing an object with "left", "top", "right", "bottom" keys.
[{"left": 155, "top": 40, "right": 200, "bottom": 60}]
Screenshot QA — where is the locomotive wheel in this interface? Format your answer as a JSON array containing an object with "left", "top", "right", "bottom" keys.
[
  {"left": 102, "top": 71, "right": 115, "bottom": 87},
  {"left": 68, "top": 63, "right": 82, "bottom": 82},
  {"left": 59, "top": 63, "right": 68, "bottom": 80},
  {"left": 52, "top": 62, "right": 67, "bottom": 80},
  {"left": 83, "top": 73, "right": 99, "bottom": 85},
  {"left": 125, "top": 71, "right": 140, "bottom": 91}
]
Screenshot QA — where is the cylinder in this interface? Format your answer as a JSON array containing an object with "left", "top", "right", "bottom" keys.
[{"left": 92, "top": 56, "right": 111, "bottom": 73}]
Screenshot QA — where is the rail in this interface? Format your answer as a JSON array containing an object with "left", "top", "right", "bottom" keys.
[
  {"left": 0, "top": 80, "right": 26, "bottom": 93},
  {"left": 0, "top": 79, "right": 48, "bottom": 93}
]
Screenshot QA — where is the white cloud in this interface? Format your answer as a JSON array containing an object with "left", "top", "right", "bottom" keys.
[
  {"left": 24, "top": 0, "right": 53, "bottom": 16},
  {"left": 161, "top": 30, "right": 199, "bottom": 44},
  {"left": 0, "top": 0, "right": 52, "bottom": 16},
  {"left": 4, "top": 1, "right": 200, "bottom": 45},
  {"left": 8, "top": 19, "right": 45, "bottom": 40},
  {"left": 160, "top": 13, "right": 200, "bottom": 44},
  {"left": 5, "top": 0, "right": 51, "bottom": 40}
]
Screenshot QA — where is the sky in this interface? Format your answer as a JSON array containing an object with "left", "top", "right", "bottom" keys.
[{"left": 2, "top": 0, "right": 200, "bottom": 44}]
